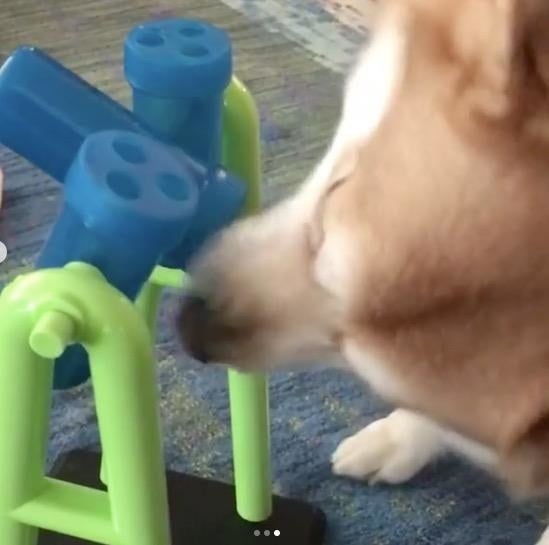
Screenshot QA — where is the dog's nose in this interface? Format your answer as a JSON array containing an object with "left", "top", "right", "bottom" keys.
[{"left": 177, "top": 294, "right": 213, "bottom": 363}]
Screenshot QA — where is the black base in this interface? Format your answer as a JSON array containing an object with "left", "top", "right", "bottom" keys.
[{"left": 38, "top": 450, "right": 326, "bottom": 544}]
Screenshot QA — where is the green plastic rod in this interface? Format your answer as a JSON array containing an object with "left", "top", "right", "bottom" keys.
[
  {"left": 12, "top": 478, "right": 115, "bottom": 544},
  {"left": 228, "top": 370, "right": 272, "bottom": 522},
  {"left": 223, "top": 77, "right": 273, "bottom": 522},
  {"left": 222, "top": 77, "right": 262, "bottom": 215},
  {"left": 135, "top": 266, "right": 188, "bottom": 336},
  {"left": 0, "top": 262, "right": 171, "bottom": 545}
]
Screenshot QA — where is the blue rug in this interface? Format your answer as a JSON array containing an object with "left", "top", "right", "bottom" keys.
[{"left": 0, "top": 1, "right": 548, "bottom": 543}]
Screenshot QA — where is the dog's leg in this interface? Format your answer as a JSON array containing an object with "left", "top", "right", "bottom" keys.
[{"left": 332, "top": 409, "right": 497, "bottom": 484}]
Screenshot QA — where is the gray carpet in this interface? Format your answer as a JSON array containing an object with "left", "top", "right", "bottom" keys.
[{"left": 0, "top": 1, "right": 548, "bottom": 544}]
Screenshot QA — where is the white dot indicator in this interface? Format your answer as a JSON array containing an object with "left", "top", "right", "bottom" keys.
[
  {"left": 253, "top": 530, "right": 261, "bottom": 537},
  {"left": 0, "top": 241, "right": 6, "bottom": 264},
  {"left": 274, "top": 530, "right": 281, "bottom": 537}
]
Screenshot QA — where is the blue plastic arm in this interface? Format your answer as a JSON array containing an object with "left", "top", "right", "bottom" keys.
[
  {"left": 0, "top": 44, "right": 246, "bottom": 268},
  {"left": 0, "top": 46, "right": 152, "bottom": 182}
]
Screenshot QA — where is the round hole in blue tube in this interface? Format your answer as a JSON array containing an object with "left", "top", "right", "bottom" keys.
[
  {"left": 157, "top": 173, "right": 189, "bottom": 201},
  {"left": 179, "top": 25, "right": 204, "bottom": 37},
  {"left": 112, "top": 138, "right": 147, "bottom": 164},
  {"left": 106, "top": 171, "right": 140, "bottom": 200},
  {"left": 180, "top": 43, "right": 209, "bottom": 58},
  {"left": 137, "top": 31, "right": 164, "bottom": 46}
]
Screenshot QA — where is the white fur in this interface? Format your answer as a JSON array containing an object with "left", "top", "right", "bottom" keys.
[
  {"left": 310, "top": 7, "right": 408, "bottom": 302},
  {"left": 332, "top": 409, "right": 445, "bottom": 483},
  {"left": 331, "top": 410, "right": 549, "bottom": 540},
  {"left": 236, "top": 5, "right": 407, "bottom": 315},
  {"left": 440, "top": 427, "right": 497, "bottom": 471},
  {"left": 239, "top": 11, "right": 408, "bottom": 320},
  {"left": 343, "top": 339, "right": 408, "bottom": 401},
  {"left": 332, "top": 409, "right": 497, "bottom": 484},
  {"left": 313, "top": 226, "right": 357, "bottom": 301},
  {"left": 537, "top": 528, "right": 549, "bottom": 545},
  {"left": 297, "top": 6, "right": 408, "bottom": 211}
]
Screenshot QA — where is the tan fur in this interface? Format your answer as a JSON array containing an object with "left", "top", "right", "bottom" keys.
[
  {"left": 179, "top": 0, "right": 549, "bottom": 500},
  {"left": 320, "top": 0, "right": 549, "bottom": 497}
]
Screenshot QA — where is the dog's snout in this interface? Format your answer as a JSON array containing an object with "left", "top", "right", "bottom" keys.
[{"left": 177, "top": 294, "right": 214, "bottom": 363}]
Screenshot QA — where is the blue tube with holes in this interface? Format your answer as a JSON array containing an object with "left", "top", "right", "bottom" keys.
[
  {"left": 124, "top": 18, "right": 231, "bottom": 173},
  {"left": 36, "top": 129, "right": 199, "bottom": 388},
  {"left": 124, "top": 18, "right": 245, "bottom": 268},
  {"left": 0, "top": 40, "right": 246, "bottom": 270}
]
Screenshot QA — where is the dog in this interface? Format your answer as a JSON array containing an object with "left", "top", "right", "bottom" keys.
[{"left": 178, "top": 0, "right": 549, "bottom": 542}]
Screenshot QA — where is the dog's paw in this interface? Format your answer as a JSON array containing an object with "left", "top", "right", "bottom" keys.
[
  {"left": 535, "top": 527, "right": 549, "bottom": 545},
  {"left": 331, "top": 410, "right": 443, "bottom": 484}
]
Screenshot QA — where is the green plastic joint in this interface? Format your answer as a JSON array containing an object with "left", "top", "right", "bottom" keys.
[
  {"left": 29, "top": 310, "right": 75, "bottom": 359},
  {"left": 149, "top": 266, "right": 189, "bottom": 290},
  {"left": 1, "top": 261, "right": 150, "bottom": 360}
]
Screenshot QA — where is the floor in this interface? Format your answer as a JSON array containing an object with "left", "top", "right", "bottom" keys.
[{"left": 0, "top": 1, "right": 548, "bottom": 544}]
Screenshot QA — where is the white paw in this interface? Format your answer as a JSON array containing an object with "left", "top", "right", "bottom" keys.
[
  {"left": 535, "top": 527, "right": 549, "bottom": 545},
  {"left": 331, "top": 410, "right": 443, "bottom": 484}
]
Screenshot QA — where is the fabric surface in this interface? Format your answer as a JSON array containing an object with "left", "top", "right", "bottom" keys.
[{"left": 0, "top": 0, "right": 548, "bottom": 543}]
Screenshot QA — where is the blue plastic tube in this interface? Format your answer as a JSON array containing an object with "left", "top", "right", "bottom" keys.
[
  {"left": 125, "top": 18, "right": 245, "bottom": 268},
  {"left": 36, "top": 129, "right": 199, "bottom": 388}
]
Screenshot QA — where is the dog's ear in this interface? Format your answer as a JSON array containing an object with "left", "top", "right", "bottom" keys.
[{"left": 451, "top": 0, "right": 549, "bottom": 119}]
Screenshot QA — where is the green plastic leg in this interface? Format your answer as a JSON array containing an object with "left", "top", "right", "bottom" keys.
[
  {"left": 0, "top": 309, "right": 53, "bottom": 545},
  {"left": 223, "top": 77, "right": 273, "bottom": 522},
  {"left": 89, "top": 288, "right": 171, "bottom": 545},
  {"left": 228, "top": 370, "right": 271, "bottom": 522},
  {"left": 0, "top": 263, "right": 171, "bottom": 545}
]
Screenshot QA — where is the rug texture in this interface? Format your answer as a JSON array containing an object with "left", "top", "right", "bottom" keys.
[{"left": 0, "top": 1, "right": 548, "bottom": 544}]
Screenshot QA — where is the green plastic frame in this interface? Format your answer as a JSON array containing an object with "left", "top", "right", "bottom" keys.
[{"left": 0, "top": 76, "right": 271, "bottom": 545}]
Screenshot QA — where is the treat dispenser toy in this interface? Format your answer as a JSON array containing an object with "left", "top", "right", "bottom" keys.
[{"left": 0, "top": 17, "right": 325, "bottom": 545}]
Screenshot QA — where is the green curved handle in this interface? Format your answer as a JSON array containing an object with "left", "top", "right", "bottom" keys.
[
  {"left": 136, "top": 75, "right": 272, "bottom": 523},
  {"left": 222, "top": 77, "right": 273, "bottom": 523},
  {"left": 222, "top": 76, "right": 262, "bottom": 212}
]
